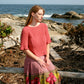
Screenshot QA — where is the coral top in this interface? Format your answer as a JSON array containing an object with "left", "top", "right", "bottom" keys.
[{"left": 20, "top": 23, "right": 51, "bottom": 57}]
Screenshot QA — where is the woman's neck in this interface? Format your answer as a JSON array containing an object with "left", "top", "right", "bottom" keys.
[{"left": 29, "top": 19, "right": 40, "bottom": 27}]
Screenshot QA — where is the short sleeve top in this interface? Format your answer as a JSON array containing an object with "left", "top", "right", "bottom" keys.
[{"left": 20, "top": 23, "right": 51, "bottom": 57}]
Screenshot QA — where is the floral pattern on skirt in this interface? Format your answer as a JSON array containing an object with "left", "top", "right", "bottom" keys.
[{"left": 24, "top": 55, "right": 61, "bottom": 84}]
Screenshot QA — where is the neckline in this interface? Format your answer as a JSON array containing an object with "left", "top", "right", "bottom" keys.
[{"left": 28, "top": 23, "right": 41, "bottom": 28}]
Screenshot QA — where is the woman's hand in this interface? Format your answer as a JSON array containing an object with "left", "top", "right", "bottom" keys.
[
  {"left": 45, "top": 56, "right": 50, "bottom": 65},
  {"left": 37, "top": 57, "right": 46, "bottom": 68}
]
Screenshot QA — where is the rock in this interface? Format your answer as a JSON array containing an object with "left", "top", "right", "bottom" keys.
[
  {"left": 3, "top": 37, "right": 16, "bottom": 49},
  {"left": 0, "top": 14, "right": 18, "bottom": 20},
  {"left": 51, "top": 11, "right": 84, "bottom": 19},
  {"left": 0, "top": 14, "right": 27, "bottom": 22},
  {"left": 56, "top": 22, "right": 63, "bottom": 25},
  {"left": 51, "top": 24, "right": 67, "bottom": 34},
  {"left": 51, "top": 34, "right": 70, "bottom": 44},
  {"left": 42, "top": 19, "right": 66, "bottom": 34},
  {"left": 64, "top": 11, "right": 83, "bottom": 19},
  {"left": 79, "top": 13, "right": 84, "bottom": 16},
  {"left": 64, "top": 11, "right": 79, "bottom": 16},
  {"left": 51, "top": 14, "right": 62, "bottom": 18}
]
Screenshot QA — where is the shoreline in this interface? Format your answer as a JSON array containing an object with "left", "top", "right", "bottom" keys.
[{"left": 0, "top": 13, "right": 84, "bottom": 26}]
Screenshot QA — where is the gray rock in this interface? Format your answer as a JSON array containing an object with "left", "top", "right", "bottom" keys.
[
  {"left": 51, "top": 35, "right": 70, "bottom": 44},
  {"left": 0, "top": 14, "right": 18, "bottom": 20},
  {"left": 51, "top": 14, "right": 62, "bottom": 18},
  {"left": 3, "top": 39, "right": 16, "bottom": 49},
  {"left": 51, "top": 11, "right": 84, "bottom": 19},
  {"left": 64, "top": 11, "right": 83, "bottom": 19},
  {"left": 51, "top": 24, "right": 67, "bottom": 34}
]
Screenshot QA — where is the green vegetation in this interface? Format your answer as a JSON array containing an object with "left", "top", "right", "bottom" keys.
[
  {"left": 0, "top": 20, "right": 13, "bottom": 38},
  {"left": 0, "top": 20, "right": 13, "bottom": 48}
]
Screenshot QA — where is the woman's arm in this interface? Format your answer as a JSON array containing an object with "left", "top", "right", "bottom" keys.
[
  {"left": 23, "top": 49, "right": 46, "bottom": 67},
  {"left": 46, "top": 44, "right": 50, "bottom": 58},
  {"left": 23, "top": 49, "right": 39, "bottom": 61},
  {"left": 45, "top": 44, "right": 51, "bottom": 65}
]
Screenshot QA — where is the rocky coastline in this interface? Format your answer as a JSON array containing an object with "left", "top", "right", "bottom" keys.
[
  {"left": 0, "top": 14, "right": 71, "bottom": 49},
  {"left": 0, "top": 14, "right": 84, "bottom": 84}
]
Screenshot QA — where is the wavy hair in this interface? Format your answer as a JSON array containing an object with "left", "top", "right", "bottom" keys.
[{"left": 25, "top": 5, "right": 45, "bottom": 26}]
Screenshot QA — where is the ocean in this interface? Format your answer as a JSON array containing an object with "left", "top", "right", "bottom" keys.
[{"left": 0, "top": 4, "right": 84, "bottom": 25}]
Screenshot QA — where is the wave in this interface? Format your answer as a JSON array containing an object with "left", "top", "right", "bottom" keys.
[
  {"left": 14, "top": 14, "right": 52, "bottom": 18},
  {"left": 14, "top": 14, "right": 28, "bottom": 17},
  {"left": 43, "top": 14, "right": 52, "bottom": 18}
]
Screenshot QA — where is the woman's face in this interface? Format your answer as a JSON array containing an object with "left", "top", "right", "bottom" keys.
[{"left": 32, "top": 9, "right": 44, "bottom": 22}]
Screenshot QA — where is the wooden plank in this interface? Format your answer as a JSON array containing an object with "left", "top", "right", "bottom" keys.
[
  {"left": 58, "top": 71, "right": 84, "bottom": 79},
  {"left": 0, "top": 67, "right": 24, "bottom": 74},
  {"left": 50, "top": 48, "right": 63, "bottom": 60},
  {"left": 0, "top": 67, "right": 84, "bottom": 79}
]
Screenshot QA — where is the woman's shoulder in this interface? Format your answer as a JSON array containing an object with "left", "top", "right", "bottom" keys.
[
  {"left": 21, "top": 26, "right": 30, "bottom": 33},
  {"left": 40, "top": 23, "right": 47, "bottom": 27},
  {"left": 22, "top": 26, "right": 30, "bottom": 30},
  {"left": 40, "top": 22, "right": 46, "bottom": 25}
]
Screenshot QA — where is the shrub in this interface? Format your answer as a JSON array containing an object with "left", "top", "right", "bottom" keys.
[
  {"left": 0, "top": 20, "right": 13, "bottom": 48},
  {"left": 0, "top": 20, "right": 13, "bottom": 38}
]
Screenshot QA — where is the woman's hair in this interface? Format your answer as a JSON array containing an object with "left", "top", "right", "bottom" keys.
[{"left": 25, "top": 5, "right": 45, "bottom": 26}]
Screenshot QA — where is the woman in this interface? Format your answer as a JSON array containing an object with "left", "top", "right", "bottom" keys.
[{"left": 20, "top": 5, "right": 61, "bottom": 84}]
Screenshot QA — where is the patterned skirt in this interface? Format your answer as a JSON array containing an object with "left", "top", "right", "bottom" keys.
[{"left": 24, "top": 55, "right": 61, "bottom": 84}]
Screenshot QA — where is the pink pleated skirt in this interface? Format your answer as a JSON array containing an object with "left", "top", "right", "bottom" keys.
[{"left": 24, "top": 55, "right": 61, "bottom": 84}]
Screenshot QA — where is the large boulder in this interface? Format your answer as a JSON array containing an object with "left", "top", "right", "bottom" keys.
[
  {"left": 51, "top": 11, "right": 84, "bottom": 19},
  {"left": 64, "top": 11, "right": 83, "bottom": 19}
]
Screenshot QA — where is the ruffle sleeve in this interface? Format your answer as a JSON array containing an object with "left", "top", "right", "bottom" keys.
[{"left": 20, "top": 27, "right": 29, "bottom": 50}]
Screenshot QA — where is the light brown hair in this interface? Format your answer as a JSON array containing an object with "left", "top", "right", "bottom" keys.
[{"left": 25, "top": 5, "right": 45, "bottom": 26}]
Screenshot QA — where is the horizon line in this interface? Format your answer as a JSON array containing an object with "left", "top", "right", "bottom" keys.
[{"left": 0, "top": 4, "right": 84, "bottom": 5}]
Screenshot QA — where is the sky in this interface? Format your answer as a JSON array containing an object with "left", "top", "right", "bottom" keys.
[{"left": 0, "top": 0, "right": 84, "bottom": 5}]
